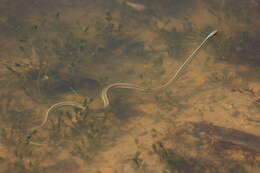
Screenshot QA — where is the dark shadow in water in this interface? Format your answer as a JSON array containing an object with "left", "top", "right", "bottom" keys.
[
  {"left": 212, "top": 31, "right": 260, "bottom": 67},
  {"left": 109, "top": 91, "right": 143, "bottom": 120},
  {"left": 193, "top": 121, "right": 260, "bottom": 154},
  {"left": 141, "top": 0, "right": 196, "bottom": 19},
  {"left": 42, "top": 73, "right": 101, "bottom": 98},
  {"left": 152, "top": 141, "right": 217, "bottom": 173},
  {"left": 205, "top": 0, "right": 259, "bottom": 23}
]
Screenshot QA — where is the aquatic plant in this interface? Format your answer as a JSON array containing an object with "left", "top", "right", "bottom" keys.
[
  {"left": 131, "top": 151, "right": 145, "bottom": 169},
  {"left": 1, "top": 46, "right": 51, "bottom": 101}
]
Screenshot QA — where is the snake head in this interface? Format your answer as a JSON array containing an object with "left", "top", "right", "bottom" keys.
[{"left": 207, "top": 30, "right": 218, "bottom": 38}]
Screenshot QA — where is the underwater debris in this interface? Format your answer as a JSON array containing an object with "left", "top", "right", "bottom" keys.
[{"left": 125, "top": 1, "right": 146, "bottom": 11}]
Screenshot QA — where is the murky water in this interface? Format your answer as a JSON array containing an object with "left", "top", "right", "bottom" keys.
[{"left": 0, "top": 0, "right": 259, "bottom": 172}]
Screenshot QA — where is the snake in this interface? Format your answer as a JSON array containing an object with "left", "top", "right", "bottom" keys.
[
  {"left": 101, "top": 30, "right": 218, "bottom": 107},
  {"left": 30, "top": 30, "right": 218, "bottom": 135}
]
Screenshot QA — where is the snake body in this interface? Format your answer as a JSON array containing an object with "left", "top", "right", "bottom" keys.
[
  {"left": 100, "top": 30, "right": 218, "bottom": 107},
  {"left": 31, "top": 30, "right": 218, "bottom": 132}
]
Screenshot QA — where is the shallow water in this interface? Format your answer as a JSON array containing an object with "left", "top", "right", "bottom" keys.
[{"left": 0, "top": 0, "right": 259, "bottom": 172}]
